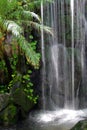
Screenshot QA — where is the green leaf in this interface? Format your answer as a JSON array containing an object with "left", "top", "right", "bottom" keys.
[{"left": 17, "top": 36, "right": 40, "bottom": 69}]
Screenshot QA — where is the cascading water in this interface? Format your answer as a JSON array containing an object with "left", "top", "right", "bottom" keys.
[
  {"left": 18, "top": 0, "right": 87, "bottom": 130},
  {"left": 41, "top": 0, "right": 87, "bottom": 110},
  {"left": 42, "top": 0, "right": 77, "bottom": 110}
]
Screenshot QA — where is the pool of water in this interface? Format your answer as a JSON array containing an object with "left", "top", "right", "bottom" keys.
[{"left": 0, "top": 109, "right": 87, "bottom": 130}]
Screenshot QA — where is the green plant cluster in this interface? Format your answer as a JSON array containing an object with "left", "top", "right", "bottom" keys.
[
  {"left": 0, "top": 60, "right": 7, "bottom": 73},
  {"left": 8, "top": 70, "right": 38, "bottom": 104},
  {"left": 0, "top": 40, "right": 39, "bottom": 103},
  {"left": 0, "top": 0, "right": 53, "bottom": 125},
  {"left": 22, "top": 70, "right": 39, "bottom": 104},
  {"left": 0, "top": 0, "right": 42, "bottom": 104}
]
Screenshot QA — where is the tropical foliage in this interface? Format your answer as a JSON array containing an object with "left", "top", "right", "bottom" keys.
[
  {"left": 0, "top": 0, "right": 53, "bottom": 125},
  {"left": 0, "top": 0, "right": 50, "bottom": 100},
  {"left": 0, "top": 0, "right": 41, "bottom": 68}
]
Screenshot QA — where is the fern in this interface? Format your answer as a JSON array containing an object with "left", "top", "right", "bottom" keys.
[
  {"left": 5, "top": 20, "right": 23, "bottom": 36},
  {"left": 0, "top": 0, "right": 52, "bottom": 69},
  {"left": 3, "top": 20, "right": 40, "bottom": 69},
  {"left": 23, "top": 11, "right": 41, "bottom": 22},
  {"left": 17, "top": 35, "right": 40, "bottom": 69},
  {"left": 29, "top": 21, "right": 53, "bottom": 35}
]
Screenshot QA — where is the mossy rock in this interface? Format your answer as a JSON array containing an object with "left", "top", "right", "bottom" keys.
[
  {"left": 12, "top": 87, "right": 34, "bottom": 113},
  {"left": 0, "top": 104, "right": 17, "bottom": 126},
  {"left": 0, "top": 93, "right": 10, "bottom": 111},
  {"left": 71, "top": 120, "right": 87, "bottom": 130}
]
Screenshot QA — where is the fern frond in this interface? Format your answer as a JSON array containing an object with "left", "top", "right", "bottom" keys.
[
  {"left": 10, "top": 19, "right": 53, "bottom": 36},
  {"left": 17, "top": 36, "right": 40, "bottom": 69},
  {"left": 23, "top": 11, "right": 41, "bottom": 22},
  {"left": 3, "top": 20, "right": 40, "bottom": 68},
  {"left": 29, "top": 21, "right": 53, "bottom": 35},
  {"left": 4, "top": 20, "right": 23, "bottom": 36}
]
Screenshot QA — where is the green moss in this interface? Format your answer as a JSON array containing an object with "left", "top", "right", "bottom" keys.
[{"left": 0, "top": 104, "right": 17, "bottom": 126}]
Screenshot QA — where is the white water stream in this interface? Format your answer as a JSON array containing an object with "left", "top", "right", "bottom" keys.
[{"left": 22, "top": 0, "right": 87, "bottom": 130}]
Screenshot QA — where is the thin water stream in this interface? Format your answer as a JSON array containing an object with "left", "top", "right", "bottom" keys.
[
  {"left": 41, "top": 0, "right": 46, "bottom": 110},
  {"left": 70, "top": 0, "right": 75, "bottom": 109}
]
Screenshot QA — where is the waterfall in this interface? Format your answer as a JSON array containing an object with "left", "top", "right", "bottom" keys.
[
  {"left": 41, "top": 0, "right": 87, "bottom": 110},
  {"left": 26, "top": 1, "right": 87, "bottom": 130}
]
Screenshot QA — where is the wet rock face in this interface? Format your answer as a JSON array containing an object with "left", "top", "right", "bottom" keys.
[
  {"left": 45, "top": 44, "right": 82, "bottom": 109},
  {"left": 0, "top": 93, "right": 10, "bottom": 111},
  {"left": 0, "top": 94, "right": 17, "bottom": 126},
  {"left": 0, "top": 88, "right": 35, "bottom": 126},
  {"left": 71, "top": 120, "right": 87, "bottom": 130},
  {"left": 12, "top": 87, "right": 35, "bottom": 113},
  {"left": 0, "top": 104, "right": 17, "bottom": 126}
]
